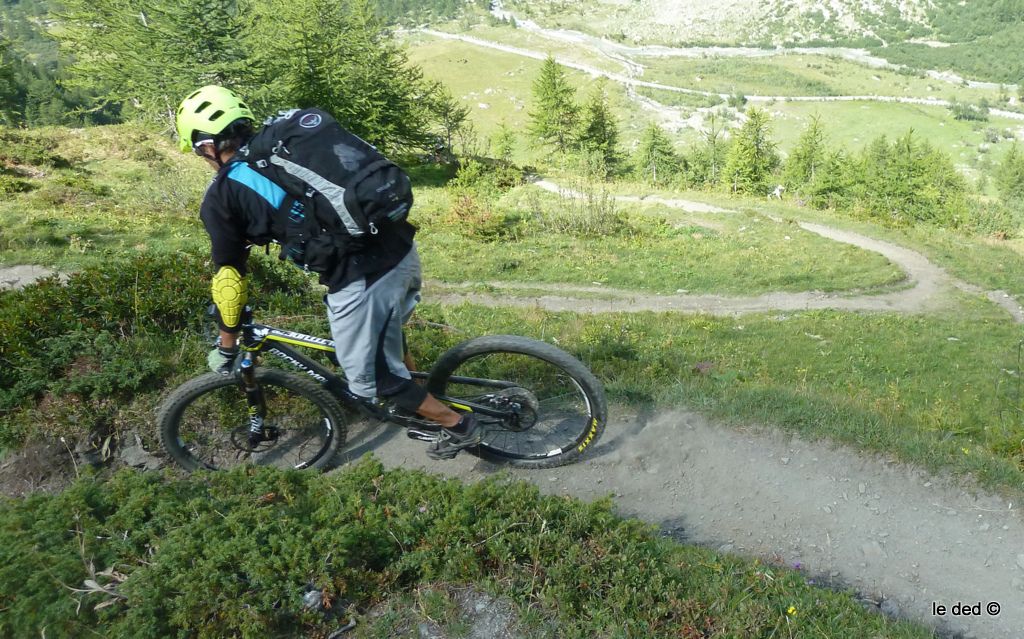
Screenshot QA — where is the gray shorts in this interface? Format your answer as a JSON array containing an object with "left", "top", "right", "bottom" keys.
[{"left": 324, "top": 246, "right": 422, "bottom": 399}]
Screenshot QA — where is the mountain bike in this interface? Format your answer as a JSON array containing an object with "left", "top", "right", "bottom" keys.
[{"left": 157, "top": 313, "right": 607, "bottom": 472}]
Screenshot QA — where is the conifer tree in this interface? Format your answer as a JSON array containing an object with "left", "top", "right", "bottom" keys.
[
  {"left": 995, "top": 142, "right": 1024, "bottom": 203},
  {"left": 856, "top": 130, "right": 967, "bottom": 224},
  {"left": 425, "top": 83, "right": 470, "bottom": 161},
  {"left": 686, "top": 111, "right": 729, "bottom": 188},
  {"left": 0, "top": 39, "right": 16, "bottom": 124},
  {"left": 578, "top": 79, "right": 620, "bottom": 174},
  {"left": 782, "top": 115, "right": 827, "bottom": 191},
  {"left": 55, "top": 0, "right": 443, "bottom": 151},
  {"left": 250, "top": 0, "right": 437, "bottom": 152},
  {"left": 633, "top": 122, "right": 680, "bottom": 185},
  {"left": 57, "top": 0, "right": 255, "bottom": 126},
  {"left": 806, "top": 148, "right": 856, "bottom": 209},
  {"left": 493, "top": 120, "right": 516, "bottom": 163},
  {"left": 721, "top": 107, "right": 779, "bottom": 195},
  {"left": 528, "top": 55, "right": 579, "bottom": 152}
]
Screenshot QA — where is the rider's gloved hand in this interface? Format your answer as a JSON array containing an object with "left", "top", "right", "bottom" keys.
[{"left": 208, "top": 343, "right": 239, "bottom": 375}]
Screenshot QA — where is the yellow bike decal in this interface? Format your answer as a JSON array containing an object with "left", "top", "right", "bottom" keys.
[
  {"left": 577, "top": 418, "right": 599, "bottom": 452},
  {"left": 266, "top": 335, "right": 336, "bottom": 352}
]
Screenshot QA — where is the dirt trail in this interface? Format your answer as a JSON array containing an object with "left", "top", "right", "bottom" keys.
[
  {"left": 433, "top": 181, "right": 1024, "bottom": 324},
  {"left": 343, "top": 409, "right": 1024, "bottom": 639},
  {"left": 0, "top": 265, "right": 56, "bottom": 290},
  {"left": 417, "top": 182, "right": 1024, "bottom": 638}
]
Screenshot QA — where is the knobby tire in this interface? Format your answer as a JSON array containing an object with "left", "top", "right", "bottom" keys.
[
  {"left": 157, "top": 368, "right": 346, "bottom": 472},
  {"left": 426, "top": 335, "right": 607, "bottom": 468}
]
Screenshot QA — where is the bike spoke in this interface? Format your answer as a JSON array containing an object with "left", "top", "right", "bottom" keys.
[
  {"left": 172, "top": 379, "right": 335, "bottom": 471},
  {"left": 438, "top": 350, "right": 595, "bottom": 461}
]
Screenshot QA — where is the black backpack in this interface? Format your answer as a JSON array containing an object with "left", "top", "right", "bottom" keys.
[{"left": 238, "top": 108, "right": 413, "bottom": 270}]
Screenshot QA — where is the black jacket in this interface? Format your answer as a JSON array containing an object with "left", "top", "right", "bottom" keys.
[{"left": 199, "top": 158, "right": 416, "bottom": 292}]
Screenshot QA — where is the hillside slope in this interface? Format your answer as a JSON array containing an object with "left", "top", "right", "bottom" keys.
[
  {"left": 498, "top": 0, "right": 1024, "bottom": 83},
  {"left": 500, "top": 0, "right": 931, "bottom": 45}
]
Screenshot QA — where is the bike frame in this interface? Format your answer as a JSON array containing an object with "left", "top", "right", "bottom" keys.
[{"left": 236, "top": 322, "right": 518, "bottom": 435}]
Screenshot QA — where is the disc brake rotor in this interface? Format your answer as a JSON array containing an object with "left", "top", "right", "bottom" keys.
[
  {"left": 229, "top": 426, "right": 280, "bottom": 453},
  {"left": 483, "top": 387, "right": 540, "bottom": 432}
]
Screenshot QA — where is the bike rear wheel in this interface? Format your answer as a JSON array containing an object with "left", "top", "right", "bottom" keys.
[
  {"left": 426, "top": 335, "right": 607, "bottom": 468},
  {"left": 157, "top": 368, "right": 346, "bottom": 472}
]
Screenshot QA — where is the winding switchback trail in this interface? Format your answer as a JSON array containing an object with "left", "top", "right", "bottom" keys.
[
  {"left": 431, "top": 180, "right": 1024, "bottom": 324},
  {"left": 486, "top": 0, "right": 1018, "bottom": 93},
  {"left": 345, "top": 163, "right": 1024, "bottom": 625},
  {"left": 350, "top": 409, "right": 1024, "bottom": 639},
  {"left": 418, "top": 29, "right": 1024, "bottom": 123},
  {"left": 415, "top": 180, "right": 1024, "bottom": 637}
]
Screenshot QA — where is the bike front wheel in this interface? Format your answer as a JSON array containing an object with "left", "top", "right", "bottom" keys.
[
  {"left": 157, "top": 368, "right": 346, "bottom": 472},
  {"left": 426, "top": 335, "right": 607, "bottom": 468}
]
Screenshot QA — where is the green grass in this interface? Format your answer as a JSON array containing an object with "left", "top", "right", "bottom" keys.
[
  {"left": 404, "top": 34, "right": 656, "bottom": 164},
  {"left": 405, "top": 35, "right": 546, "bottom": 160},
  {"left": 640, "top": 53, "right": 1002, "bottom": 104},
  {"left": 0, "top": 126, "right": 210, "bottom": 270},
  {"left": 2, "top": 15, "right": 1021, "bottom": 638},
  {"left": 411, "top": 299, "right": 1024, "bottom": 493},
  {"left": 404, "top": 27, "right": 1023, "bottom": 170},
  {"left": 766, "top": 101, "right": 1022, "bottom": 159},
  {"left": 0, "top": 128, "right": 1014, "bottom": 638},
  {"left": 613, "top": 186, "right": 1024, "bottom": 302},
  {"left": 414, "top": 184, "right": 906, "bottom": 294},
  {"left": 441, "top": 23, "right": 628, "bottom": 76}
]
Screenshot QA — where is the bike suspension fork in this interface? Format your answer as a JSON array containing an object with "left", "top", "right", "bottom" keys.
[{"left": 239, "top": 356, "right": 267, "bottom": 441}]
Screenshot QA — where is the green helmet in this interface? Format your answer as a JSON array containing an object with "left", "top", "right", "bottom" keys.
[{"left": 175, "top": 85, "right": 254, "bottom": 153}]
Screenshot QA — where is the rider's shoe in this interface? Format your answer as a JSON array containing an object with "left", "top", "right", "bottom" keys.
[{"left": 426, "top": 414, "right": 481, "bottom": 460}]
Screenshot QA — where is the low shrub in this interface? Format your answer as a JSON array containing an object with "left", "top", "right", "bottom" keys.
[
  {"left": 442, "top": 192, "right": 527, "bottom": 241},
  {"left": 443, "top": 159, "right": 529, "bottom": 241},
  {"left": 957, "top": 199, "right": 1024, "bottom": 239},
  {"left": 31, "top": 171, "right": 115, "bottom": 207},
  {"left": 0, "top": 459, "right": 930, "bottom": 638},
  {"left": 0, "top": 172, "right": 33, "bottom": 194},
  {"left": 0, "top": 128, "right": 72, "bottom": 169},
  {"left": 0, "top": 252, "right": 320, "bottom": 445}
]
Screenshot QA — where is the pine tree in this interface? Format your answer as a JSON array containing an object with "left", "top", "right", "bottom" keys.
[
  {"left": 578, "top": 79, "right": 620, "bottom": 174},
  {"left": 995, "top": 142, "right": 1024, "bottom": 202},
  {"left": 806, "top": 149, "right": 857, "bottom": 209},
  {"left": 57, "top": 0, "right": 255, "bottom": 127},
  {"left": 782, "top": 115, "right": 827, "bottom": 192},
  {"left": 492, "top": 120, "right": 516, "bottom": 163},
  {"left": 633, "top": 123, "right": 680, "bottom": 185},
  {"left": 250, "top": 0, "right": 437, "bottom": 152},
  {"left": 528, "top": 55, "right": 579, "bottom": 153},
  {"left": 425, "top": 83, "right": 470, "bottom": 162},
  {"left": 55, "top": 0, "right": 441, "bottom": 150},
  {"left": 0, "top": 38, "right": 17, "bottom": 124},
  {"left": 856, "top": 130, "right": 967, "bottom": 225},
  {"left": 686, "top": 111, "right": 729, "bottom": 188},
  {"left": 721, "top": 107, "right": 780, "bottom": 195}
]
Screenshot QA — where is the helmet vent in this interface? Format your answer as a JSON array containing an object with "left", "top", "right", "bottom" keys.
[
  {"left": 209, "top": 110, "right": 225, "bottom": 121},
  {"left": 196, "top": 100, "right": 211, "bottom": 113}
]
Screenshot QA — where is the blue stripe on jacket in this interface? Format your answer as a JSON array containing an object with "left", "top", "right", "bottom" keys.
[{"left": 227, "top": 163, "right": 286, "bottom": 208}]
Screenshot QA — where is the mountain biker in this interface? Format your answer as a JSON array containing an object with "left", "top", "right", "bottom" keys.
[{"left": 175, "top": 85, "right": 479, "bottom": 460}]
